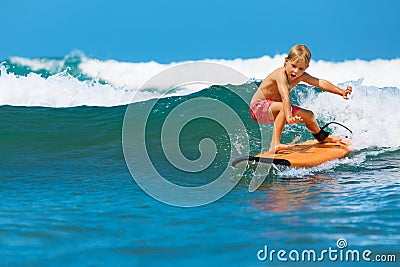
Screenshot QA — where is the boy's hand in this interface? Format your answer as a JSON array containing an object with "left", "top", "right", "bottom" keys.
[
  {"left": 287, "top": 115, "right": 304, "bottom": 124},
  {"left": 342, "top": 86, "right": 352, "bottom": 100}
]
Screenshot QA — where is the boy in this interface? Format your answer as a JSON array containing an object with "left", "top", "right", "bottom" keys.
[{"left": 250, "top": 44, "right": 352, "bottom": 152}]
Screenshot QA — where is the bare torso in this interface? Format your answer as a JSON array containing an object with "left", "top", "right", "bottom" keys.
[{"left": 251, "top": 67, "right": 303, "bottom": 104}]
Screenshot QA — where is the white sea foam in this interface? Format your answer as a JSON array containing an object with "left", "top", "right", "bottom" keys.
[
  {"left": 8, "top": 52, "right": 400, "bottom": 90},
  {"left": 79, "top": 55, "right": 400, "bottom": 89},
  {"left": 10, "top": 56, "right": 65, "bottom": 73},
  {"left": 0, "top": 66, "right": 134, "bottom": 107},
  {"left": 298, "top": 79, "right": 400, "bottom": 149},
  {"left": 79, "top": 58, "right": 168, "bottom": 89}
]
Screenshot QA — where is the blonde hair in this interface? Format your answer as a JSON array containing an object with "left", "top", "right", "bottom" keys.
[{"left": 287, "top": 44, "right": 312, "bottom": 67}]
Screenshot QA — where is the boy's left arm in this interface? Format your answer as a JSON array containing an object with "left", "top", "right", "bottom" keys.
[{"left": 302, "top": 73, "right": 352, "bottom": 100}]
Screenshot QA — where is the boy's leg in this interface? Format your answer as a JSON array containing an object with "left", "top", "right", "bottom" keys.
[
  {"left": 292, "top": 108, "right": 319, "bottom": 134},
  {"left": 268, "top": 102, "right": 289, "bottom": 152},
  {"left": 293, "top": 108, "right": 339, "bottom": 142}
]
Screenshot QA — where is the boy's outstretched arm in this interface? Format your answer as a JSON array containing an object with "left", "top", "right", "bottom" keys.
[{"left": 302, "top": 73, "right": 352, "bottom": 100}]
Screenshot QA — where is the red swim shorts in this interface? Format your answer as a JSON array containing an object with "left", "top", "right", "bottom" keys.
[{"left": 250, "top": 100, "right": 301, "bottom": 124}]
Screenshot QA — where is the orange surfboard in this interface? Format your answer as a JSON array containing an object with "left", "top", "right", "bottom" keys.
[{"left": 232, "top": 138, "right": 352, "bottom": 168}]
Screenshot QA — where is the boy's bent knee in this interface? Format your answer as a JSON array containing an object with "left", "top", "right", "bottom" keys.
[{"left": 301, "top": 110, "right": 314, "bottom": 121}]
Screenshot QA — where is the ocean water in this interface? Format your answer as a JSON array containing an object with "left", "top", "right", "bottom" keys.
[{"left": 1, "top": 52, "right": 399, "bottom": 266}]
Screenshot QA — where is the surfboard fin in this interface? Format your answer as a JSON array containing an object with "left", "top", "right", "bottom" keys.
[{"left": 232, "top": 156, "right": 291, "bottom": 167}]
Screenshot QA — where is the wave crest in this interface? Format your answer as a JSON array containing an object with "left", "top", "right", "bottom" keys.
[{"left": 1, "top": 52, "right": 400, "bottom": 108}]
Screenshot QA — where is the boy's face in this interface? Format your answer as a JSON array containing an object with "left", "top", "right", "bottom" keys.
[{"left": 285, "top": 58, "right": 308, "bottom": 81}]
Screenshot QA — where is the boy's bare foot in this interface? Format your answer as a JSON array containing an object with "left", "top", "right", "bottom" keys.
[
  {"left": 268, "top": 143, "right": 291, "bottom": 153},
  {"left": 320, "top": 136, "right": 341, "bottom": 143}
]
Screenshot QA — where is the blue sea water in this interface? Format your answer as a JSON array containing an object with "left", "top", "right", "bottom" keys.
[{"left": 1, "top": 53, "right": 399, "bottom": 266}]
